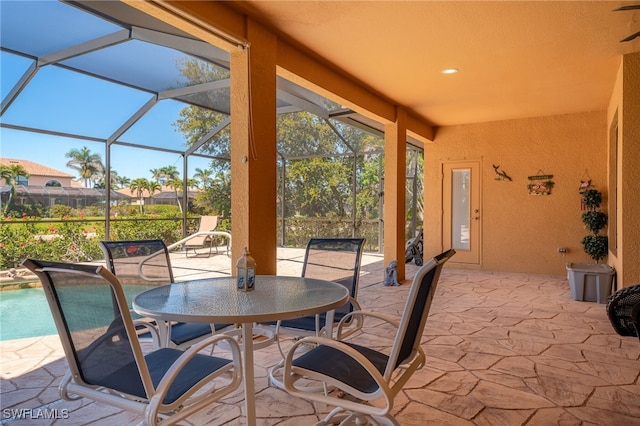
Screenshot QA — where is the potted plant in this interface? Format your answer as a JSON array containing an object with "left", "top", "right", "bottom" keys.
[
  {"left": 580, "top": 189, "right": 608, "bottom": 262},
  {"left": 566, "top": 188, "right": 615, "bottom": 303}
]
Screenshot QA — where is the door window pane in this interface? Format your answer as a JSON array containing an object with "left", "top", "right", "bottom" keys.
[{"left": 451, "top": 169, "right": 470, "bottom": 250}]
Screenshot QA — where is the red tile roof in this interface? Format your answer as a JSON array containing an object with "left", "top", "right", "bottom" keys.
[{"left": 0, "top": 158, "right": 73, "bottom": 178}]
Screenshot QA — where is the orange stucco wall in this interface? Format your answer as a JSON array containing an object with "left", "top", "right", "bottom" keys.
[
  {"left": 608, "top": 52, "right": 640, "bottom": 288},
  {"left": 230, "top": 20, "right": 278, "bottom": 274},
  {"left": 124, "top": 0, "right": 638, "bottom": 281},
  {"left": 424, "top": 111, "right": 607, "bottom": 276}
]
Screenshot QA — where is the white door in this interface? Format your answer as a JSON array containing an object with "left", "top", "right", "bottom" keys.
[{"left": 442, "top": 161, "right": 481, "bottom": 264}]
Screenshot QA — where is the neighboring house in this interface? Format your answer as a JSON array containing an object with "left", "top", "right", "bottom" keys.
[
  {"left": 0, "top": 158, "right": 75, "bottom": 187},
  {"left": 0, "top": 158, "right": 129, "bottom": 209},
  {"left": 116, "top": 186, "right": 199, "bottom": 209}
]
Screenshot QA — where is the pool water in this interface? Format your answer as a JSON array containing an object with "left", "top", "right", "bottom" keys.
[
  {"left": 1, "top": 287, "right": 56, "bottom": 340},
  {"left": 0, "top": 285, "right": 155, "bottom": 341}
]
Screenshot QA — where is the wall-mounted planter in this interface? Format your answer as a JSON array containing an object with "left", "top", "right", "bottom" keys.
[{"left": 566, "top": 263, "right": 615, "bottom": 303}]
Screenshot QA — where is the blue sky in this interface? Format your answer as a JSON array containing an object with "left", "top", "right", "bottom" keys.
[
  {"left": 0, "top": 0, "right": 213, "bottom": 183},
  {"left": 0, "top": 52, "right": 211, "bottom": 182},
  {"left": 1, "top": 129, "right": 193, "bottom": 181}
]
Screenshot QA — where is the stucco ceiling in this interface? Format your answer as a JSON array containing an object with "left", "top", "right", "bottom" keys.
[{"left": 229, "top": 1, "right": 640, "bottom": 127}]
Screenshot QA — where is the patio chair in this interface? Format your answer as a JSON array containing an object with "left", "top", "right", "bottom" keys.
[
  {"left": 99, "top": 239, "right": 232, "bottom": 349},
  {"left": 268, "top": 238, "right": 366, "bottom": 388},
  {"left": 606, "top": 284, "right": 640, "bottom": 341},
  {"left": 282, "top": 249, "right": 455, "bottom": 425},
  {"left": 21, "top": 258, "right": 242, "bottom": 426},
  {"left": 184, "top": 215, "right": 223, "bottom": 257}
]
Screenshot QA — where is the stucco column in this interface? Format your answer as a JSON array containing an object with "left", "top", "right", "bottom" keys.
[
  {"left": 384, "top": 108, "right": 407, "bottom": 282},
  {"left": 230, "top": 19, "right": 277, "bottom": 274}
]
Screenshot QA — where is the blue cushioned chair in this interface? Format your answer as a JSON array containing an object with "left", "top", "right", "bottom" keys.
[
  {"left": 268, "top": 238, "right": 366, "bottom": 388},
  {"left": 278, "top": 238, "right": 366, "bottom": 338},
  {"left": 282, "top": 249, "right": 455, "bottom": 426},
  {"left": 22, "top": 259, "right": 242, "bottom": 426},
  {"left": 100, "top": 239, "right": 232, "bottom": 348}
]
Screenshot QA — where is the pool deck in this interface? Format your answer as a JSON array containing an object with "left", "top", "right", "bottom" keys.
[{"left": 1, "top": 248, "right": 640, "bottom": 425}]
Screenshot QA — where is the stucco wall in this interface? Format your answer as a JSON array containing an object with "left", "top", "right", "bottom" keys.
[
  {"left": 424, "top": 111, "right": 607, "bottom": 276},
  {"left": 27, "top": 176, "right": 74, "bottom": 186},
  {"left": 606, "top": 52, "right": 640, "bottom": 288},
  {"left": 620, "top": 52, "right": 640, "bottom": 287}
]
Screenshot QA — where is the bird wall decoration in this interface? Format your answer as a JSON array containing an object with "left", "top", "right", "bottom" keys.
[{"left": 492, "top": 164, "right": 513, "bottom": 181}]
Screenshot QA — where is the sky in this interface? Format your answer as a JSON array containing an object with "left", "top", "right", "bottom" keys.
[
  {"left": 0, "top": 129, "right": 200, "bottom": 182},
  {"left": 0, "top": 0, "right": 214, "bottom": 184},
  {"left": 0, "top": 49, "right": 211, "bottom": 182}
]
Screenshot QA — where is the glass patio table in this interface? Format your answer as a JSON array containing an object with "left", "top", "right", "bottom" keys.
[{"left": 133, "top": 275, "right": 349, "bottom": 426}]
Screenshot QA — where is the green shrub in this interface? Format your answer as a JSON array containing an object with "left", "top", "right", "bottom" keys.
[
  {"left": 82, "top": 206, "right": 103, "bottom": 217},
  {"left": 0, "top": 217, "right": 104, "bottom": 269},
  {"left": 49, "top": 205, "right": 74, "bottom": 218},
  {"left": 581, "top": 211, "right": 608, "bottom": 233},
  {"left": 5, "top": 203, "right": 47, "bottom": 218},
  {"left": 581, "top": 235, "right": 608, "bottom": 262},
  {"left": 145, "top": 204, "right": 181, "bottom": 215},
  {"left": 277, "top": 217, "right": 379, "bottom": 251},
  {"left": 580, "top": 188, "right": 608, "bottom": 262},
  {"left": 112, "top": 205, "right": 139, "bottom": 217},
  {"left": 582, "top": 189, "right": 603, "bottom": 210},
  {"left": 107, "top": 215, "right": 191, "bottom": 244}
]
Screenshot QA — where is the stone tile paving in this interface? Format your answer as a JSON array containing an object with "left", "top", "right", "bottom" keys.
[{"left": 1, "top": 250, "right": 639, "bottom": 425}]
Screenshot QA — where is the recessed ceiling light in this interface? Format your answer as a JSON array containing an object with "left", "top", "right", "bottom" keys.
[{"left": 441, "top": 68, "right": 459, "bottom": 74}]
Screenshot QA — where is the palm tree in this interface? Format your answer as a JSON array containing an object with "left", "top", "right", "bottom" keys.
[
  {"left": 65, "top": 146, "right": 104, "bottom": 188},
  {"left": 166, "top": 176, "right": 184, "bottom": 214},
  {"left": 0, "top": 163, "right": 29, "bottom": 215},
  {"left": 161, "top": 165, "right": 179, "bottom": 178},
  {"left": 94, "top": 168, "right": 122, "bottom": 189},
  {"left": 193, "top": 168, "right": 213, "bottom": 190},
  {"left": 150, "top": 166, "right": 179, "bottom": 186},
  {"left": 147, "top": 180, "right": 162, "bottom": 206},
  {"left": 167, "top": 176, "right": 198, "bottom": 214},
  {"left": 154, "top": 165, "right": 182, "bottom": 210},
  {"left": 149, "top": 168, "right": 163, "bottom": 185},
  {"left": 115, "top": 175, "right": 131, "bottom": 190},
  {"left": 129, "top": 178, "right": 150, "bottom": 214}
]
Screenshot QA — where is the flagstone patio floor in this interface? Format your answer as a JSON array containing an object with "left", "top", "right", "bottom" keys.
[{"left": 1, "top": 248, "right": 639, "bottom": 425}]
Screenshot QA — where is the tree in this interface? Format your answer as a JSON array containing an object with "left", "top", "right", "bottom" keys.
[
  {"left": 94, "top": 168, "right": 125, "bottom": 189},
  {"left": 0, "top": 163, "right": 29, "bottom": 215},
  {"left": 161, "top": 166, "right": 179, "bottom": 181},
  {"left": 172, "top": 59, "right": 388, "bottom": 228},
  {"left": 580, "top": 189, "right": 608, "bottom": 262},
  {"left": 173, "top": 59, "right": 231, "bottom": 179},
  {"left": 115, "top": 175, "right": 131, "bottom": 189},
  {"left": 357, "top": 152, "right": 383, "bottom": 220},
  {"left": 65, "top": 146, "right": 104, "bottom": 188},
  {"left": 166, "top": 176, "right": 197, "bottom": 214},
  {"left": 197, "top": 171, "right": 231, "bottom": 217},
  {"left": 285, "top": 156, "right": 352, "bottom": 217},
  {"left": 277, "top": 111, "right": 381, "bottom": 219},
  {"left": 129, "top": 178, "right": 150, "bottom": 214},
  {"left": 147, "top": 180, "right": 162, "bottom": 198},
  {"left": 193, "top": 168, "right": 213, "bottom": 190},
  {"left": 149, "top": 168, "right": 161, "bottom": 183},
  {"left": 150, "top": 166, "right": 179, "bottom": 187}
]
